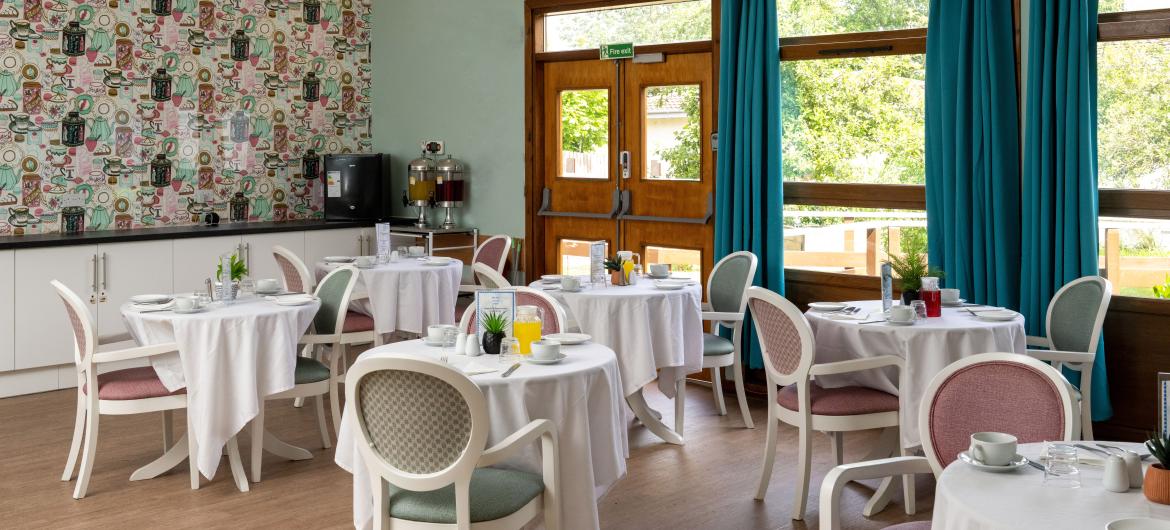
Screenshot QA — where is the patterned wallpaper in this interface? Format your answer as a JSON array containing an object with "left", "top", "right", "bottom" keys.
[{"left": 0, "top": 0, "right": 373, "bottom": 236}]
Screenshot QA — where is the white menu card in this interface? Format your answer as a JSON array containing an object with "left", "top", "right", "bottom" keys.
[
  {"left": 589, "top": 241, "right": 608, "bottom": 287},
  {"left": 475, "top": 290, "right": 516, "bottom": 346}
]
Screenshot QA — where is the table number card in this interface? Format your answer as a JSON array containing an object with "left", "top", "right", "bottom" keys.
[
  {"left": 589, "top": 240, "right": 608, "bottom": 287},
  {"left": 375, "top": 223, "right": 390, "bottom": 258},
  {"left": 475, "top": 290, "right": 516, "bottom": 346}
]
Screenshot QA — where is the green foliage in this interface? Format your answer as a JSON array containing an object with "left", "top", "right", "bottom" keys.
[
  {"left": 216, "top": 254, "right": 248, "bottom": 282},
  {"left": 560, "top": 90, "right": 609, "bottom": 155},
  {"left": 1147, "top": 432, "right": 1170, "bottom": 469},
  {"left": 1154, "top": 275, "right": 1170, "bottom": 300},
  {"left": 651, "top": 86, "right": 701, "bottom": 180},
  {"left": 603, "top": 255, "right": 626, "bottom": 272},
  {"left": 886, "top": 252, "right": 943, "bottom": 292},
  {"left": 479, "top": 311, "right": 510, "bottom": 335},
  {"left": 900, "top": 227, "right": 928, "bottom": 257},
  {"left": 545, "top": 1, "right": 712, "bottom": 51}
]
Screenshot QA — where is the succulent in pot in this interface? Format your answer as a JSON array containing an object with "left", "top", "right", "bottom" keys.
[
  {"left": 479, "top": 310, "right": 510, "bottom": 355},
  {"left": 1145, "top": 433, "right": 1170, "bottom": 504}
]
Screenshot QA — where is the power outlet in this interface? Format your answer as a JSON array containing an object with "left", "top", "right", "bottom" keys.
[{"left": 421, "top": 140, "right": 445, "bottom": 155}]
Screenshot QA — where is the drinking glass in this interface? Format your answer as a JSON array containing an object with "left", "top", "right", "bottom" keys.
[
  {"left": 439, "top": 328, "right": 459, "bottom": 363},
  {"left": 499, "top": 337, "right": 521, "bottom": 365},
  {"left": 238, "top": 278, "right": 255, "bottom": 297},
  {"left": 1043, "top": 443, "right": 1081, "bottom": 488},
  {"left": 911, "top": 300, "right": 927, "bottom": 320}
]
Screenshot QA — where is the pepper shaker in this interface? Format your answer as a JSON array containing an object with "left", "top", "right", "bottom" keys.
[
  {"left": 1123, "top": 451, "right": 1144, "bottom": 488},
  {"left": 454, "top": 333, "right": 467, "bottom": 356},
  {"left": 464, "top": 334, "right": 481, "bottom": 356},
  {"left": 1103, "top": 455, "right": 1130, "bottom": 492}
]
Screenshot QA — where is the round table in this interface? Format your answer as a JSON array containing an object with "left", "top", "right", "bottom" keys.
[
  {"left": 122, "top": 295, "right": 318, "bottom": 486},
  {"left": 532, "top": 279, "right": 704, "bottom": 445},
  {"left": 335, "top": 340, "right": 627, "bottom": 530},
  {"left": 934, "top": 442, "right": 1170, "bottom": 529},
  {"left": 806, "top": 300, "right": 1027, "bottom": 448},
  {"left": 315, "top": 258, "right": 462, "bottom": 337}
]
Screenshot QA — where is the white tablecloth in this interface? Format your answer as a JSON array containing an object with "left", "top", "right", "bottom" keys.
[
  {"left": 315, "top": 259, "right": 462, "bottom": 335},
  {"left": 806, "top": 300, "right": 1026, "bottom": 447},
  {"left": 532, "top": 280, "right": 703, "bottom": 398},
  {"left": 122, "top": 297, "right": 318, "bottom": 478},
  {"left": 934, "top": 442, "right": 1170, "bottom": 529},
  {"left": 335, "top": 340, "right": 627, "bottom": 530}
]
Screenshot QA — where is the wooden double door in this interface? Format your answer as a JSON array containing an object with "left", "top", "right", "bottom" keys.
[{"left": 536, "top": 51, "right": 715, "bottom": 281}]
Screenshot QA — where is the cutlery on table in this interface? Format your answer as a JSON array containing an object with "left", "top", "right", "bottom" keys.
[
  {"left": 138, "top": 308, "right": 173, "bottom": 313},
  {"left": 858, "top": 319, "right": 887, "bottom": 325},
  {"left": 1097, "top": 443, "right": 1153, "bottom": 460},
  {"left": 1023, "top": 457, "right": 1045, "bottom": 471},
  {"left": 501, "top": 363, "right": 521, "bottom": 377},
  {"left": 1075, "top": 443, "right": 1111, "bottom": 456}
]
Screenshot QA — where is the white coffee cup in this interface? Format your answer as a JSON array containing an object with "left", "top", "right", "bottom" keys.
[
  {"left": 969, "top": 432, "right": 1018, "bottom": 466},
  {"left": 890, "top": 305, "right": 916, "bottom": 323},
  {"left": 174, "top": 296, "right": 196, "bottom": 311},
  {"left": 390, "top": 251, "right": 400, "bottom": 262},
  {"left": 256, "top": 278, "right": 280, "bottom": 293},
  {"left": 427, "top": 324, "right": 452, "bottom": 343},
  {"left": 355, "top": 256, "right": 374, "bottom": 268},
  {"left": 649, "top": 263, "right": 670, "bottom": 277},
  {"left": 409, "top": 245, "right": 425, "bottom": 257},
  {"left": 561, "top": 276, "right": 580, "bottom": 291},
  {"left": 941, "top": 288, "right": 961, "bottom": 304},
  {"left": 530, "top": 339, "right": 561, "bottom": 360}
]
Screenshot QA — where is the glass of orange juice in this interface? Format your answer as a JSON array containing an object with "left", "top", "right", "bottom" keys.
[{"left": 514, "top": 305, "right": 543, "bottom": 355}]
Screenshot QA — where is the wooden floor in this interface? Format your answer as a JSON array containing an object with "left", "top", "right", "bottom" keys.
[{"left": 0, "top": 379, "right": 932, "bottom": 529}]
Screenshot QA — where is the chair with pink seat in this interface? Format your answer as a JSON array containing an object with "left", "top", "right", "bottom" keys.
[
  {"left": 458, "top": 235, "right": 513, "bottom": 294},
  {"left": 818, "top": 352, "right": 1076, "bottom": 530},
  {"left": 53, "top": 280, "right": 199, "bottom": 499},
  {"left": 748, "top": 286, "right": 909, "bottom": 521}
]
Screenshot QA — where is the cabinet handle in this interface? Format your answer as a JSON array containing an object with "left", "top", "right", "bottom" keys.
[
  {"left": 358, "top": 234, "right": 364, "bottom": 255},
  {"left": 245, "top": 243, "right": 251, "bottom": 269},
  {"left": 101, "top": 252, "right": 108, "bottom": 291},
  {"left": 90, "top": 254, "right": 98, "bottom": 304}
]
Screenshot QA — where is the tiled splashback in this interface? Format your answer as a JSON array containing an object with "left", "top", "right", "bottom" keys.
[{"left": 0, "top": 0, "right": 372, "bottom": 236}]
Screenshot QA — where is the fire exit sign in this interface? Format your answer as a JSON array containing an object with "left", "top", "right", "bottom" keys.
[{"left": 600, "top": 42, "right": 634, "bottom": 60}]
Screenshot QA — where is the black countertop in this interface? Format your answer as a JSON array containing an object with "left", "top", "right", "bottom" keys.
[{"left": 0, "top": 218, "right": 416, "bottom": 250}]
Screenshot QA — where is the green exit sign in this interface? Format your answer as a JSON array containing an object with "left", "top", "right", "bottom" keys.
[{"left": 600, "top": 42, "right": 634, "bottom": 60}]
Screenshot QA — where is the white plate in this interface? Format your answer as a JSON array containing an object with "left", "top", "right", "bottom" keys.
[
  {"left": 654, "top": 282, "right": 684, "bottom": 291},
  {"left": 524, "top": 353, "right": 567, "bottom": 365},
  {"left": 941, "top": 299, "right": 967, "bottom": 307},
  {"left": 323, "top": 256, "right": 355, "bottom": 263},
  {"left": 541, "top": 274, "right": 564, "bottom": 283},
  {"left": 254, "top": 288, "right": 283, "bottom": 295},
  {"left": 976, "top": 310, "right": 1019, "bottom": 322},
  {"left": 646, "top": 274, "right": 670, "bottom": 280},
  {"left": 886, "top": 319, "right": 916, "bottom": 326},
  {"left": 544, "top": 333, "right": 591, "bottom": 345},
  {"left": 560, "top": 287, "right": 583, "bottom": 293},
  {"left": 808, "top": 302, "right": 847, "bottom": 312},
  {"left": 958, "top": 451, "right": 1029, "bottom": 472},
  {"left": 424, "top": 259, "right": 453, "bottom": 266},
  {"left": 267, "top": 295, "right": 317, "bottom": 306},
  {"left": 1108, "top": 518, "right": 1170, "bottom": 530},
  {"left": 173, "top": 307, "right": 208, "bottom": 315},
  {"left": 130, "top": 294, "right": 172, "bottom": 304}
]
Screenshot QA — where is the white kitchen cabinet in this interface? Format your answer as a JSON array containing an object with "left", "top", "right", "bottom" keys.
[
  {"left": 0, "top": 250, "right": 14, "bottom": 372},
  {"left": 171, "top": 235, "right": 242, "bottom": 294},
  {"left": 96, "top": 240, "right": 174, "bottom": 338},
  {"left": 305, "top": 227, "right": 365, "bottom": 266},
  {"left": 14, "top": 245, "right": 99, "bottom": 370},
  {"left": 242, "top": 231, "right": 305, "bottom": 282}
]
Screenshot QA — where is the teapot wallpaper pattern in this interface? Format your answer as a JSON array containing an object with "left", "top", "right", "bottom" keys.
[{"left": 0, "top": 0, "right": 373, "bottom": 235}]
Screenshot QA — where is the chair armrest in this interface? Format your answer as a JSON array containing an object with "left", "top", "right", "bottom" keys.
[
  {"left": 91, "top": 342, "right": 180, "bottom": 364},
  {"left": 819, "top": 456, "right": 933, "bottom": 530},
  {"left": 480, "top": 419, "right": 558, "bottom": 467},
  {"left": 701, "top": 311, "right": 743, "bottom": 322},
  {"left": 97, "top": 332, "right": 133, "bottom": 346},
  {"left": 1026, "top": 349, "right": 1095, "bottom": 365},
  {"left": 299, "top": 334, "right": 342, "bottom": 346},
  {"left": 1026, "top": 335, "right": 1051, "bottom": 348},
  {"left": 809, "top": 355, "right": 903, "bottom": 377}
]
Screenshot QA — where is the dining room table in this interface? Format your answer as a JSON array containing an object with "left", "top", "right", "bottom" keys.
[
  {"left": 335, "top": 339, "right": 628, "bottom": 530},
  {"left": 315, "top": 256, "right": 462, "bottom": 339},
  {"left": 805, "top": 300, "right": 1028, "bottom": 448},
  {"left": 120, "top": 293, "right": 319, "bottom": 490},
  {"left": 934, "top": 441, "right": 1170, "bottom": 529},
  {"left": 531, "top": 277, "right": 704, "bottom": 445}
]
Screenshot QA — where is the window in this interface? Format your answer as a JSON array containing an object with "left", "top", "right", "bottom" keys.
[
  {"left": 644, "top": 85, "right": 701, "bottom": 181},
  {"left": 559, "top": 89, "right": 609, "bottom": 179},
  {"left": 1097, "top": 5, "right": 1170, "bottom": 298},
  {"left": 558, "top": 239, "right": 600, "bottom": 276},
  {"left": 778, "top": 4, "right": 929, "bottom": 276},
  {"left": 543, "top": 0, "right": 712, "bottom": 52},
  {"left": 645, "top": 246, "right": 703, "bottom": 280}
]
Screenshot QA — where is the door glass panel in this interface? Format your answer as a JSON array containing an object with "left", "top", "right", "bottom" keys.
[
  {"left": 644, "top": 85, "right": 701, "bottom": 181},
  {"left": 560, "top": 89, "right": 610, "bottom": 179},
  {"left": 644, "top": 246, "right": 702, "bottom": 280},
  {"left": 559, "top": 239, "right": 603, "bottom": 275},
  {"left": 544, "top": 0, "right": 712, "bottom": 52}
]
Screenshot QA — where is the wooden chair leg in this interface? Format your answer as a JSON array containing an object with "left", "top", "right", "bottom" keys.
[
  {"left": 711, "top": 367, "right": 727, "bottom": 416},
  {"left": 792, "top": 425, "right": 813, "bottom": 520},
  {"left": 251, "top": 401, "right": 265, "bottom": 483},
  {"left": 162, "top": 410, "right": 174, "bottom": 453},
  {"left": 61, "top": 391, "right": 86, "bottom": 481},
  {"left": 1081, "top": 401, "right": 1094, "bottom": 441},
  {"left": 330, "top": 344, "right": 344, "bottom": 436},
  {"left": 829, "top": 431, "right": 844, "bottom": 466},
  {"left": 73, "top": 408, "right": 99, "bottom": 499},
  {"left": 315, "top": 395, "right": 332, "bottom": 449},
  {"left": 731, "top": 361, "right": 754, "bottom": 429},
  {"left": 755, "top": 413, "right": 778, "bottom": 500},
  {"left": 674, "top": 379, "right": 686, "bottom": 436}
]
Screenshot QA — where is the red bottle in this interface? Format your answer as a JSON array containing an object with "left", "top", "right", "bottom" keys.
[{"left": 921, "top": 276, "right": 942, "bottom": 317}]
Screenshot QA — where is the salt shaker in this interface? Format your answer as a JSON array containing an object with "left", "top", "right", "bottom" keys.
[
  {"left": 1103, "top": 455, "right": 1130, "bottom": 492},
  {"left": 454, "top": 333, "right": 467, "bottom": 356},
  {"left": 464, "top": 334, "right": 481, "bottom": 356},
  {"left": 1123, "top": 451, "right": 1144, "bottom": 488}
]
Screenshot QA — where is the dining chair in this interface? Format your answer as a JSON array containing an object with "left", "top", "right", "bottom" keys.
[
  {"left": 818, "top": 352, "right": 1077, "bottom": 530},
  {"left": 472, "top": 262, "right": 511, "bottom": 289},
  {"left": 53, "top": 280, "right": 199, "bottom": 499},
  {"left": 250, "top": 266, "right": 359, "bottom": 481},
  {"left": 1024, "top": 275, "right": 1111, "bottom": 441},
  {"left": 700, "top": 251, "right": 758, "bottom": 429},
  {"left": 458, "top": 286, "right": 566, "bottom": 335},
  {"left": 748, "top": 286, "right": 907, "bottom": 521},
  {"left": 347, "top": 355, "right": 561, "bottom": 529},
  {"left": 459, "top": 235, "right": 513, "bottom": 294}
]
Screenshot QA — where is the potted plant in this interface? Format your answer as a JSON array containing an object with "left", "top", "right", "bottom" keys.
[
  {"left": 604, "top": 255, "right": 627, "bottom": 286},
  {"left": 1145, "top": 433, "right": 1170, "bottom": 504},
  {"left": 215, "top": 253, "right": 249, "bottom": 298},
  {"left": 886, "top": 253, "right": 943, "bottom": 305},
  {"left": 479, "top": 310, "right": 509, "bottom": 355}
]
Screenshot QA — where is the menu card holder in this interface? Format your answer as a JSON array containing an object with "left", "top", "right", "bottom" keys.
[
  {"left": 475, "top": 290, "right": 516, "bottom": 349},
  {"left": 589, "top": 240, "right": 608, "bottom": 288},
  {"left": 375, "top": 222, "right": 390, "bottom": 260}
]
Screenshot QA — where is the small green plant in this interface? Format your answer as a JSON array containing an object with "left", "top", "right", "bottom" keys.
[
  {"left": 1153, "top": 274, "right": 1170, "bottom": 299},
  {"left": 479, "top": 310, "right": 510, "bottom": 334},
  {"left": 885, "top": 253, "right": 943, "bottom": 291},
  {"left": 216, "top": 254, "right": 249, "bottom": 282},
  {"left": 603, "top": 255, "right": 626, "bottom": 272},
  {"left": 1147, "top": 432, "right": 1170, "bottom": 468}
]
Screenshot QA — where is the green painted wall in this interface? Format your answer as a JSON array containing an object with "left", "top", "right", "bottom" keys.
[{"left": 371, "top": 0, "right": 526, "bottom": 237}]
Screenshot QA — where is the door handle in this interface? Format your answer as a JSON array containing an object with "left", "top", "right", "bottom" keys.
[
  {"left": 617, "top": 190, "right": 714, "bottom": 225},
  {"left": 536, "top": 187, "right": 623, "bottom": 219}
]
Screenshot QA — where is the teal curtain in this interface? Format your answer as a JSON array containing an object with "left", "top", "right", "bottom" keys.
[
  {"left": 715, "top": 0, "right": 782, "bottom": 369},
  {"left": 925, "top": 0, "right": 1022, "bottom": 308},
  {"left": 1022, "top": 0, "right": 1111, "bottom": 420}
]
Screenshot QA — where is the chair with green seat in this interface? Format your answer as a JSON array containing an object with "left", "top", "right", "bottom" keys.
[
  {"left": 347, "top": 355, "right": 561, "bottom": 530},
  {"left": 1024, "top": 275, "right": 1112, "bottom": 441},
  {"left": 249, "top": 266, "right": 360, "bottom": 483},
  {"left": 700, "top": 251, "right": 759, "bottom": 429}
]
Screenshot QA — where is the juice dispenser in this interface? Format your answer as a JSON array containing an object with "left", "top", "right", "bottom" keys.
[
  {"left": 434, "top": 155, "right": 466, "bottom": 229},
  {"left": 403, "top": 153, "right": 435, "bottom": 228}
]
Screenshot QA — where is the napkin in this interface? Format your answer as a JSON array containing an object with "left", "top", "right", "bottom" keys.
[
  {"left": 459, "top": 360, "right": 499, "bottom": 376},
  {"left": 130, "top": 301, "right": 175, "bottom": 312},
  {"left": 824, "top": 311, "right": 871, "bottom": 321}
]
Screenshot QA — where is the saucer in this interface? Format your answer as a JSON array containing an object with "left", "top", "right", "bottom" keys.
[
  {"left": 958, "top": 451, "right": 1028, "bottom": 472},
  {"left": 524, "top": 353, "right": 567, "bottom": 365},
  {"left": 646, "top": 273, "right": 670, "bottom": 280},
  {"left": 254, "top": 289, "right": 283, "bottom": 296},
  {"left": 559, "top": 287, "right": 583, "bottom": 293},
  {"left": 544, "top": 332, "right": 590, "bottom": 345},
  {"left": 173, "top": 307, "right": 208, "bottom": 314},
  {"left": 976, "top": 310, "right": 1018, "bottom": 322},
  {"left": 942, "top": 299, "right": 967, "bottom": 307},
  {"left": 423, "top": 338, "right": 451, "bottom": 347},
  {"left": 130, "top": 294, "right": 172, "bottom": 304},
  {"left": 886, "top": 319, "right": 915, "bottom": 326},
  {"left": 1107, "top": 518, "right": 1170, "bottom": 530}
]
